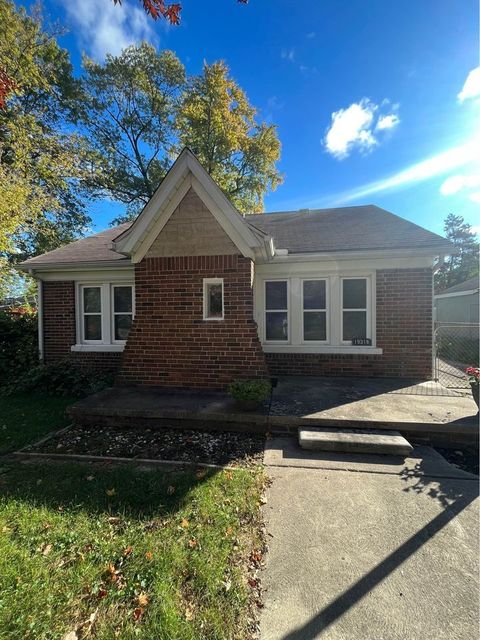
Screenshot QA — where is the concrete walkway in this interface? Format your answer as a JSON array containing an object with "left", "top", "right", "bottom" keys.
[{"left": 260, "top": 440, "right": 479, "bottom": 640}]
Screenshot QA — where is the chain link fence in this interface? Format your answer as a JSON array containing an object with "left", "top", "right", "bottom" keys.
[{"left": 434, "top": 322, "right": 479, "bottom": 388}]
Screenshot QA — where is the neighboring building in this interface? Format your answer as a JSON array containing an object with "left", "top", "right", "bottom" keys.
[
  {"left": 18, "top": 149, "right": 452, "bottom": 388},
  {"left": 434, "top": 276, "right": 479, "bottom": 325}
]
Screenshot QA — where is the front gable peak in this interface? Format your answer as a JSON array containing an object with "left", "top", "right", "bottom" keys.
[{"left": 112, "top": 148, "right": 274, "bottom": 263}]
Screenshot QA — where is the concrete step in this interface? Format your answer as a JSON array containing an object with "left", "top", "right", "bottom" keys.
[{"left": 298, "top": 427, "right": 413, "bottom": 456}]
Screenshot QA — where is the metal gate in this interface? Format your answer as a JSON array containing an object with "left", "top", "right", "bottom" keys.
[{"left": 434, "top": 322, "right": 479, "bottom": 388}]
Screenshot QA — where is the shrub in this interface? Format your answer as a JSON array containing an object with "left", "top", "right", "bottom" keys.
[
  {"left": 228, "top": 379, "right": 272, "bottom": 406},
  {"left": 1, "top": 358, "right": 115, "bottom": 397},
  {"left": 0, "top": 308, "right": 38, "bottom": 386}
]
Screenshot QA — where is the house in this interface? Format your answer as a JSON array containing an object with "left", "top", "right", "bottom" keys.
[
  {"left": 434, "top": 276, "right": 479, "bottom": 326},
  {"left": 18, "top": 148, "right": 453, "bottom": 389}
]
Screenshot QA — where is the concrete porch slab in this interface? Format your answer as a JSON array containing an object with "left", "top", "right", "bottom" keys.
[{"left": 298, "top": 428, "right": 413, "bottom": 456}]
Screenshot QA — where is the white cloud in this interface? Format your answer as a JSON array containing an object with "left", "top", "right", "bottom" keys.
[
  {"left": 469, "top": 192, "right": 480, "bottom": 204},
  {"left": 324, "top": 98, "right": 399, "bottom": 159},
  {"left": 440, "top": 173, "right": 480, "bottom": 196},
  {"left": 281, "top": 48, "right": 295, "bottom": 62},
  {"left": 61, "top": 0, "right": 157, "bottom": 60},
  {"left": 458, "top": 66, "right": 480, "bottom": 103},
  {"left": 376, "top": 114, "right": 400, "bottom": 130}
]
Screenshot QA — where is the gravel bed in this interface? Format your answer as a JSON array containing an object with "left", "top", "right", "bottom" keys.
[{"left": 29, "top": 424, "right": 265, "bottom": 467}]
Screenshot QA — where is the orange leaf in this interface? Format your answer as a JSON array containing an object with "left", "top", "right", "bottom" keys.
[
  {"left": 133, "top": 607, "right": 143, "bottom": 621},
  {"left": 123, "top": 546, "right": 133, "bottom": 557},
  {"left": 145, "top": 551, "right": 153, "bottom": 561},
  {"left": 180, "top": 518, "right": 189, "bottom": 528},
  {"left": 137, "top": 592, "right": 149, "bottom": 607},
  {"left": 188, "top": 538, "right": 197, "bottom": 548}
]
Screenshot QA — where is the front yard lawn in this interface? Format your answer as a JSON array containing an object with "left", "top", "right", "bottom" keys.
[
  {"left": 0, "top": 393, "right": 74, "bottom": 454},
  {"left": 0, "top": 460, "right": 265, "bottom": 640}
]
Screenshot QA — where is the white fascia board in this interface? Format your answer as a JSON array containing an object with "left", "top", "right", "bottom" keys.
[
  {"left": 256, "top": 248, "right": 443, "bottom": 264},
  {"left": 434, "top": 289, "right": 478, "bottom": 299},
  {"left": 29, "top": 267, "right": 134, "bottom": 282},
  {"left": 113, "top": 151, "right": 190, "bottom": 255}
]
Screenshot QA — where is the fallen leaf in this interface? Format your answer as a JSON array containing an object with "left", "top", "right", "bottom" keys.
[
  {"left": 108, "top": 517, "right": 120, "bottom": 524},
  {"left": 188, "top": 538, "right": 197, "bottom": 548},
  {"left": 166, "top": 485, "right": 176, "bottom": 495},
  {"left": 225, "top": 526, "right": 233, "bottom": 537},
  {"left": 123, "top": 546, "right": 133, "bottom": 556},
  {"left": 224, "top": 471, "right": 233, "bottom": 480},
  {"left": 42, "top": 543, "right": 52, "bottom": 556},
  {"left": 106, "top": 488, "right": 116, "bottom": 497},
  {"left": 137, "top": 593, "right": 149, "bottom": 607},
  {"left": 86, "top": 475, "right": 94, "bottom": 481},
  {"left": 62, "top": 631, "right": 78, "bottom": 640},
  {"left": 180, "top": 518, "right": 189, "bottom": 529},
  {"left": 133, "top": 607, "right": 143, "bottom": 621},
  {"left": 97, "top": 588, "right": 108, "bottom": 599},
  {"left": 185, "top": 603, "right": 194, "bottom": 620},
  {"left": 223, "top": 578, "right": 232, "bottom": 592},
  {"left": 145, "top": 551, "right": 153, "bottom": 561},
  {"left": 195, "top": 468, "right": 207, "bottom": 479}
]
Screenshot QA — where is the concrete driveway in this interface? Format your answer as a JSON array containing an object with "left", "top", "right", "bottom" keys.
[{"left": 260, "top": 440, "right": 479, "bottom": 640}]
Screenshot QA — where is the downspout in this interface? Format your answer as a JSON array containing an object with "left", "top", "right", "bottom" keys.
[{"left": 35, "top": 273, "right": 44, "bottom": 363}]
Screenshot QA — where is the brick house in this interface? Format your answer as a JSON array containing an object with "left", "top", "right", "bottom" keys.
[{"left": 19, "top": 148, "right": 452, "bottom": 389}]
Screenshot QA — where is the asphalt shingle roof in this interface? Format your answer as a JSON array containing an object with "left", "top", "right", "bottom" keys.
[
  {"left": 19, "top": 205, "right": 452, "bottom": 268},
  {"left": 436, "top": 276, "right": 479, "bottom": 295}
]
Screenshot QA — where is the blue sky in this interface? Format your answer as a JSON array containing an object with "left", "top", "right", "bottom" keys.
[{"left": 20, "top": 0, "right": 480, "bottom": 236}]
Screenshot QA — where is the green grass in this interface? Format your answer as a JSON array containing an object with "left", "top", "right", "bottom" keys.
[
  {"left": 0, "top": 460, "right": 265, "bottom": 640},
  {"left": 0, "top": 393, "right": 75, "bottom": 454}
]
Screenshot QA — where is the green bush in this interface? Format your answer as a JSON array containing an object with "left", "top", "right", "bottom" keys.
[
  {"left": 0, "top": 309, "right": 38, "bottom": 386},
  {"left": 0, "top": 358, "right": 115, "bottom": 397},
  {"left": 228, "top": 378, "right": 272, "bottom": 404}
]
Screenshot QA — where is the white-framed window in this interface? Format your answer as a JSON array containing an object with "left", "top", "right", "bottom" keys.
[
  {"left": 203, "top": 278, "right": 224, "bottom": 320},
  {"left": 265, "top": 280, "right": 289, "bottom": 342},
  {"left": 257, "top": 273, "right": 377, "bottom": 353},
  {"left": 341, "top": 277, "right": 370, "bottom": 343},
  {"left": 75, "top": 282, "right": 134, "bottom": 350},
  {"left": 302, "top": 279, "right": 328, "bottom": 342}
]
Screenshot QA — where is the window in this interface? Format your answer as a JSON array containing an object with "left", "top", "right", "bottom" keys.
[
  {"left": 76, "top": 283, "right": 134, "bottom": 349},
  {"left": 303, "top": 280, "right": 327, "bottom": 341},
  {"left": 342, "top": 278, "right": 368, "bottom": 342},
  {"left": 203, "top": 279, "right": 224, "bottom": 320},
  {"left": 265, "top": 280, "right": 288, "bottom": 341},
  {"left": 81, "top": 286, "right": 102, "bottom": 342},
  {"left": 112, "top": 285, "right": 133, "bottom": 341}
]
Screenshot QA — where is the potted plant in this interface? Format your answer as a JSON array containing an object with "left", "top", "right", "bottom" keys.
[
  {"left": 228, "top": 379, "right": 272, "bottom": 411},
  {"left": 466, "top": 367, "right": 480, "bottom": 410}
]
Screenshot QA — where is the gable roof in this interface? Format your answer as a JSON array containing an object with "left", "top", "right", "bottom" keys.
[
  {"left": 248, "top": 206, "right": 452, "bottom": 254},
  {"left": 435, "top": 275, "right": 479, "bottom": 296}
]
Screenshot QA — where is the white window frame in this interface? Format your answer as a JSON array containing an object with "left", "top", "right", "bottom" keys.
[
  {"left": 203, "top": 278, "right": 224, "bottom": 321},
  {"left": 264, "top": 279, "right": 290, "bottom": 343},
  {"left": 301, "top": 278, "right": 329, "bottom": 344},
  {"left": 73, "top": 282, "right": 134, "bottom": 352},
  {"left": 79, "top": 284, "right": 103, "bottom": 344},
  {"left": 340, "top": 277, "right": 371, "bottom": 345}
]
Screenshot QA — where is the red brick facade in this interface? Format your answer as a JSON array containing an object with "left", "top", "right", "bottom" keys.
[
  {"left": 266, "top": 267, "right": 433, "bottom": 380},
  {"left": 118, "top": 255, "right": 269, "bottom": 388},
  {"left": 42, "top": 281, "right": 122, "bottom": 373},
  {"left": 41, "top": 266, "right": 433, "bottom": 386}
]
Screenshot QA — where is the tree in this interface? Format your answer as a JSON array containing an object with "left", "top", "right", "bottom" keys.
[
  {"left": 76, "top": 44, "right": 185, "bottom": 222},
  {"left": 435, "top": 213, "right": 479, "bottom": 292},
  {"left": 112, "top": 0, "right": 249, "bottom": 25},
  {"left": 78, "top": 49, "right": 282, "bottom": 222},
  {"left": 0, "top": 0, "right": 93, "bottom": 263},
  {"left": 176, "top": 61, "right": 282, "bottom": 213}
]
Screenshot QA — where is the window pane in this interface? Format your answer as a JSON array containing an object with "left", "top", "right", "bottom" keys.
[
  {"left": 266, "top": 281, "right": 287, "bottom": 310},
  {"left": 114, "top": 314, "right": 132, "bottom": 340},
  {"left": 343, "top": 279, "right": 367, "bottom": 309},
  {"left": 266, "top": 311, "right": 288, "bottom": 340},
  {"left": 304, "top": 312, "right": 326, "bottom": 341},
  {"left": 343, "top": 311, "right": 367, "bottom": 341},
  {"left": 207, "top": 284, "right": 223, "bottom": 317},
  {"left": 84, "top": 314, "right": 102, "bottom": 340},
  {"left": 83, "top": 287, "right": 101, "bottom": 313},
  {"left": 114, "top": 286, "right": 132, "bottom": 313},
  {"left": 303, "top": 281, "right": 326, "bottom": 310}
]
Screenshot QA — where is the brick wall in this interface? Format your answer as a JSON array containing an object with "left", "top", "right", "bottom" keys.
[
  {"left": 118, "top": 255, "right": 269, "bottom": 388},
  {"left": 42, "top": 281, "right": 122, "bottom": 373},
  {"left": 266, "top": 267, "right": 433, "bottom": 380}
]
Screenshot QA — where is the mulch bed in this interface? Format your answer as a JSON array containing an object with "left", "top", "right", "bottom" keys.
[{"left": 27, "top": 424, "right": 265, "bottom": 467}]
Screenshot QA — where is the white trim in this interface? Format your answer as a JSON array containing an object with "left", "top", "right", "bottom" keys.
[
  {"left": 74, "top": 281, "right": 134, "bottom": 349},
  {"left": 33, "top": 268, "right": 134, "bottom": 282},
  {"left": 434, "top": 289, "right": 478, "bottom": 300},
  {"left": 264, "top": 279, "right": 290, "bottom": 343},
  {"left": 71, "top": 344, "right": 125, "bottom": 353},
  {"left": 203, "top": 278, "right": 224, "bottom": 321},
  {"left": 301, "top": 278, "right": 329, "bottom": 344},
  {"left": 112, "top": 148, "right": 273, "bottom": 262},
  {"left": 79, "top": 285, "right": 104, "bottom": 344},
  {"left": 263, "top": 345, "right": 383, "bottom": 355},
  {"left": 37, "top": 280, "right": 44, "bottom": 362}
]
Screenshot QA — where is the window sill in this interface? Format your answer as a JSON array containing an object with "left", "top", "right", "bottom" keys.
[
  {"left": 262, "top": 345, "right": 383, "bottom": 355},
  {"left": 71, "top": 344, "right": 125, "bottom": 353}
]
